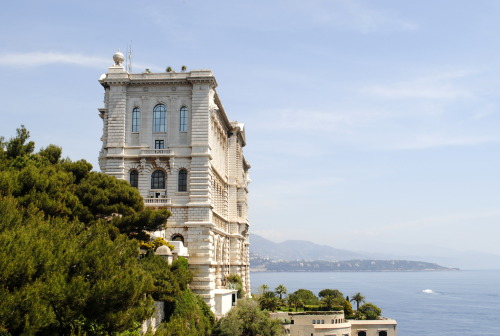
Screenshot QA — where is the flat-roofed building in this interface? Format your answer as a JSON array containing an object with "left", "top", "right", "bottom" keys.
[{"left": 97, "top": 51, "right": 251, "bottom": 313}]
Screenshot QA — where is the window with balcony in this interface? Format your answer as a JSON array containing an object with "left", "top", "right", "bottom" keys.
[
  {"left": 180, "top": 106, "right": 188, "bottom": 132},
  {"left": 151, "top": 170, "right": 165, "bottom": 189},
  {"left": 153, "top": 104, "right": 166, "bottom": 132},
  {"left": 129, "top": 170, "right": 138, "bottom": 188},
  {"left": 155, "top": 140, "right": 165, "bottom": 149},
  {"left": 132, "top": 107, "right": 140, "bottom": 132},
  {"left": 178, "top": 169, "right": 188, "bottom": 192}
]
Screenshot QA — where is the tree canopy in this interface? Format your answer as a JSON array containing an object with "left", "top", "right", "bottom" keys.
[
  {"left": 212, "top": 299, "right": 284, "bottom": 336},
  {"left": 0, "top": 127, "right": 212, "bottom": 335},
  {"left": 291, "top": 289, "right": 319, "bottom": 306}
]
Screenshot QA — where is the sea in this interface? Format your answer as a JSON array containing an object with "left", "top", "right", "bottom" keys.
[{"left": 250, "top": 270, "right": 500, "bottom": 336}]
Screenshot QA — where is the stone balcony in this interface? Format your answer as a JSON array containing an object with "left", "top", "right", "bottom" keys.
[
  {"left": 143, "top": 197, "right": 172, "bottom": 207},
  {"left": 140, "top": 149, "right": 174, "bottom": 157}
]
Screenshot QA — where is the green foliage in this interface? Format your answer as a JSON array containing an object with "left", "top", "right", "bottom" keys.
[
  {"left": 358, "top": 302, "right": 382, "bottom": 320},
  {"left": 0, "top": 196, "right": 155, "bottom": 335},
  {"left": 318, "top": 289, "right": 344, "bottom": 299},
  {"left": 140, "top": 237, "right": 175, "bottom": 251},
  {"left": 154, "top": 290, "right": 215, "bottom": 336},
  {"left": 343, "top": 299, "right": 354, "bottom": 319},
  {"left": 291, "top": 289, "right": 318, "bottom": 305},
  {"left": 274, "top": 284, "right": 287, "bottom": 300},
  {"left": 258, "top": 284, "right": 269, "bottom": 294},
  {"left": 0, "top": 127, "right": 170, "bottom": 240},
  {"left": 212, "top": 298, "right": 284, "bottom": 336},
  {"left": 286, "top": 293, "right": 304, "bottom": 309},
  {"left": 259, "top": 291, "right": 281, "bottom": 312},
  {"left": 4, "top": 125, "right": 35, "bottom": 159},
  {"left": 350, "top": 292, "right": 366, "bottom": 310},
  {"left": 227, "top": 274, "right": 246, "bottom": 298},
  {"left": 0, "top": 127, "right": 199, "bottom": 335},
  {"left": 38, "top": 144, "right": 62, "bottom": 164}
]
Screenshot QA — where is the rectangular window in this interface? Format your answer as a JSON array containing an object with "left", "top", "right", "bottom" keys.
[
  {"left": 155, "top": 140, "right": 164, "bottom": 149},
  {"left": 180, "top": 106, "right": 188, "bottom": 132},
  {"left": 132, "top": 108, "right": 140, "bottom": 132},
  {"left": 153, "top": 105, "right": 166, "bottom": 132}
]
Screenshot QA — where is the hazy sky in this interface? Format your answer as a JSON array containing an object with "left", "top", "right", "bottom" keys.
[{"left": 1, "top": 0, "right": 499, "bottom": 257}]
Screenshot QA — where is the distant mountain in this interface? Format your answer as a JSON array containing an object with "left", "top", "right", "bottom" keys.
[
  {"left": 250, "top": 233, "right": 500, "bottom": 270},
  {"left": 250, "top": 233, "right": 366, "bottom": 261},
  {"left": 249, "top": 233, "right": 457, "bottom": 271}
]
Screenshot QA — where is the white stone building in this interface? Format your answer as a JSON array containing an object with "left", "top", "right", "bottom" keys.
[
  {"left": 270, "top": 311, "right": 397, "bottom": 336},
  {"left": 97, "top": 51, "right": 251, "bottom": 313}
]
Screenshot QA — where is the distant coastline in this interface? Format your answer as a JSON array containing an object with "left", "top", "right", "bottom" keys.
[{"left": 251, "top": 258, "right": 458, "bottom": 272}]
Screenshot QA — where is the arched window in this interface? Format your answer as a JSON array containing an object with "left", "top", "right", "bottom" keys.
[
  {"left": 179, "top": 106, "right": 188, "bottom": 132},
  {"left": 171, "top": 234, "right": 184, "bottom": 244},
  {"left": 178, "top": 169, "right": 188, "bottom": 192},
  {"left": 129, "top": 170, "right": 138, "bottom": 188},
  {"left": 153, "top": 104, "right": 166, "bottom": 132},
  {"left": 151, "top": 170, "right": 165, "bottom": 189},
  {"left": 132, "top": 107, "right": 140, "bottom": 132}
]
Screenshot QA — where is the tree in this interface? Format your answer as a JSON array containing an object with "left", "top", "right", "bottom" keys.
[
  {"left": 259, "top": 284, "right": 270, "bottom": 294},
  {"left": 320, "top": 295, "right": 339, "bottom": 310},
  {"left": 292, "top": 289, "right": 319, "bottom": 305},
  {"left": 0, "top": 127, "right": 207, "bottom": 335},
  {"left": 342, "top": 299, "right": 354, "bottom": 319},
  {"left": 227, "top": 274, "right": 246, "bottom": 298},
  {"left": 358, "top": 302, "right": 382, "bottom": 320},
  {"left": 351, "top": 292, "right": 366, "bottom": 310},
  {"left": 259, "top": 291, "right": 281, "bottom": 312},
  {"left": 212, "top": 298, "right": 284, "bottom": 336},
  {"left": 0, "top": 197, "right": 155, "bottom": 335},
  {"left": 275, "top": 284, "right": 287, "bottom": 300},
  {"left": 287, "top": 294, "right": 304, "bottom": 310},
  {"left": 318, "top": 289, "right": 344, "bottom": 299}
]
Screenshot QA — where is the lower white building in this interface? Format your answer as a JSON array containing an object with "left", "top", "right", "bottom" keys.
[{"left": 270, "top": 311, "right": 397, "bottom": 336}]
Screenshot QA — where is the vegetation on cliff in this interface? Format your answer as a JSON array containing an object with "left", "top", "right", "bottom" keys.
[{"left": 0, "top": 127, "right": 214, "bottom": 335}]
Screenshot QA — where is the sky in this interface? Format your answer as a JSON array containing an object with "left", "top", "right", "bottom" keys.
[{"left": 1, "top": 0, "right": 500, "bottom": 261}]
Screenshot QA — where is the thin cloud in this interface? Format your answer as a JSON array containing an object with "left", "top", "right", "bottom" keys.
[
  {"left": 364, "top": 71, "right": 474, "bottom": 100},
  {"left": 0, "top": 51, "right": 160, "bottom": 72},
  {"left": 290, "top": 0, "right": 418, "bottom": 33},
  {"left": 0, "top": 52, "right": 110, "bottom": 68},
  {"left": 386, "top": 133, "right": 499, "bottom": 150}
]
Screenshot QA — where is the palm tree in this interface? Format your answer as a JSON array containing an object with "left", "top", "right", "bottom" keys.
[
  {"left": 321, "top": 295, "right": 338, "bottom": 310},
  {"left": 287, "top": 293, "right": 304, "bottom": 311},
  {"left": 259, "top": 284, "right": 269, "bottom": 294},
  {"left": 350, "top": 292, "right": 365, "bottom": 310},
  {"left": 275, "top": 284, "right": 287, "bottom": 300}
]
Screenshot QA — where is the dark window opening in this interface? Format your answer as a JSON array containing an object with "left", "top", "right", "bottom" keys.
[
  {"left": 129, "top": 170, "right": 138, "bottom": 188},
  {"left": 178, "top": 169, "right": 188, "bottom": 192},
  {"left": 155, "top": 140, "right": 165, "bottom": 149},
  {"left": 151, "top": 170, "right": 165, "bottom": 189}
]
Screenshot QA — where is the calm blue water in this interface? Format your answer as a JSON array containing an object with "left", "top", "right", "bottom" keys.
[{"left": 251, "top": 270, "right": 500, "bottom": 336}]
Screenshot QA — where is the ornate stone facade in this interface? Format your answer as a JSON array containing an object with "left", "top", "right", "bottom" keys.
[{"left": 97, "top": 52, "right": 251, "bottom": 311}]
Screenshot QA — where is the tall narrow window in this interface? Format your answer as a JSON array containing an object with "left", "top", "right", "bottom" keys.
[
  {"left": 153, "top": 104, "right": 166, "bottom": 132},
  {"left": 130, "top": 170, "right": 138, "bottom": 188},
  {"left": 155, "top": 140, "right": 164, "bottom": 149},
  {"left": 179, "top": 106, "right": 188, "bottom": 132},
  {"left": 132, "top": 107, "right": 140, "bottom": 132},
  {"left": 151, "top": 170, "right": 165, "bottom": 189},
  {"left": 178, "top": 169, "right": 188, "bottom": 192}
]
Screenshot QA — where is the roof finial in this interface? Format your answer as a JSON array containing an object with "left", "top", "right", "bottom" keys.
[{"left": 113, "top": 49, "right": 125, "bottom": 66}]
